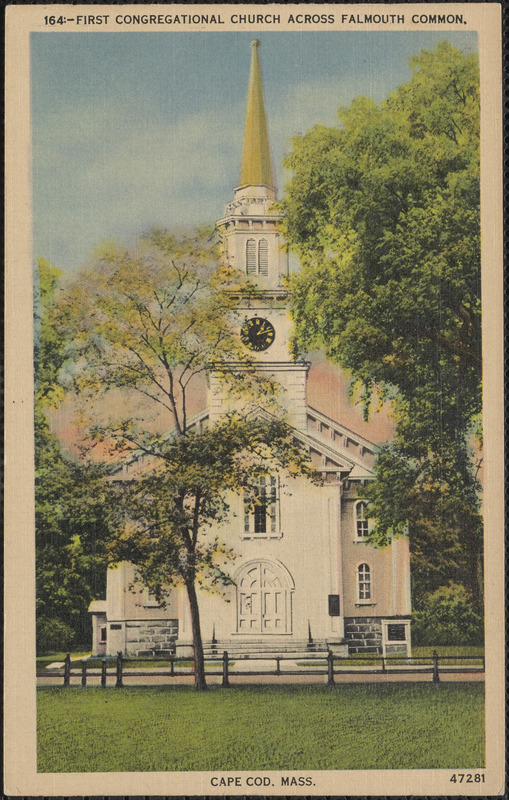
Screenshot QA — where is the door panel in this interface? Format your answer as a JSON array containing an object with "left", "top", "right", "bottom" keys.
[
  {"left": 236, "top": 561, "right": 292, "bottom": 634},
  {"left": 238, "top": 565, "right": 262, "bottom": 631}
]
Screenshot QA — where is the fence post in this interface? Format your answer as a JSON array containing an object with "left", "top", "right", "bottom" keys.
[
  {"left": 381, "top": 655, "right": 386, "bottom": 673},
  {"left": 81, "top": 661, "right": 88, "bottom": 688},
  {"left": 275, "top": 657, "right": 281, "bottom": 675},
  {"left": 101, "top": 659, "right": 107, "bottom": 687},
  {"left": 222, "top": 650, "right": 229, "bottom": 688},
  {"left": 170, "top": 656, "right": 175, "bottom": 676},
  {"left": 327, "top": 650, "right": 335, "bottom": 688},
  {"left": 432, "top": 650, "right": 440, "bottom": 685},
  {"left": 116, "top": 651, "right": 124, "bottom": 688},
  {"left": 63, "top": 652, "right": 71, "bottom": 687}
]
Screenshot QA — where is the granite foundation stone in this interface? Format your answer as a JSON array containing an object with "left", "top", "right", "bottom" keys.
[{"left": 125, "top": 619, "right": 178, "bottom": 656}]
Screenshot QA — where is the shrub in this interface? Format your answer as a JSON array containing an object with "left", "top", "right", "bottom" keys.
[
  {"left": 36, "top": 616, "right": 75, "bottom": 655},
  {"left": 412, "top": 583, "right": 484, "bottom": 646}
]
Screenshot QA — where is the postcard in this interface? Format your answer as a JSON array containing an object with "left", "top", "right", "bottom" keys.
[{"left": 4, "top": 3, "right": 504, "bottom": 796}]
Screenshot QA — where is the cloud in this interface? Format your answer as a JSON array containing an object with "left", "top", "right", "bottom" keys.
[
  {"left": 33, "top": 97, "right": 246, "bottom": 270},
  {"left": 266, "top": 73, "right": 392, "bottom": 190},
  {"left": 31, "top": 64, "right": 413, "bottom": 271}
]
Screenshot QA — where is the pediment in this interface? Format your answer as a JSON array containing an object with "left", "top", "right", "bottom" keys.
[
  {"left": 244, "top": 405, "right": 375, "bottom": 477},
  {"left": 110, "top": 403, "right": 378, "bottom": 480}
]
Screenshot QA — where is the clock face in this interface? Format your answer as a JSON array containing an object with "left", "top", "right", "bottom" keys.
[{"left": 240, "top": 317, "right": 275, "bottom": 351}]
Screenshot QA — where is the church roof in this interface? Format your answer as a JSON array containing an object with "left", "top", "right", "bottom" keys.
[
  {"left": 238, "top": 40, "right": 275, "bottom": 190},
  {"left": 109, "top": 404, "right": 379, "bottom": 483}
]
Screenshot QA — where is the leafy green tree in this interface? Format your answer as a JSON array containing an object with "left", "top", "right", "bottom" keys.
[
  {"left": 411, "top": 583, "right": 484, "bottom": 646},
  {"left": 35, "top": 420, "right": 113, "bottom": 647},
  {"left": 280, "top": 43, "right": 482, "bottom": 605},
  {"left": 34, "top": 258, "right": 67, "bottom": 407},
  {"left": 35, "top": 257, "right": 112, "bottom": 651},
  {"left": 57, "top": 228, "right": 313, "bottom": 689}
]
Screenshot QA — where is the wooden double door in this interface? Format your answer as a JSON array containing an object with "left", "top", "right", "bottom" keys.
[{"left": 236, "top": 560, "right": 293, "bottom": 634}]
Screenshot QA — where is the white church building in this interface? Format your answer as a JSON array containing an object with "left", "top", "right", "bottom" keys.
[{"left": 90, "top": 41, "right": 411, "bottom": 660}]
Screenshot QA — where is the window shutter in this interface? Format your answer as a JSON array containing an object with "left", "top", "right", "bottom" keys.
[
  {"left": 258, "top": 239, "right": 268, "bottom": 275},
  {"left": 246, "top": 239, "right": 256, "bottom": 274}
]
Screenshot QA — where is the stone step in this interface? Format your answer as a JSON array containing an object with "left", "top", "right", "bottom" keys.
[
  {"left": 204, "top": 644, "right": 328, "bottom": 656},
  {"left": 204, "top": 653, "right": 327, "bottom": 661},
  {"left": 202, "top": 638, "right": 346, "bottom": 659},
  {"left": 205, "top": 641, "right": 326, "bottom": 648},
  {"left": 207, "top": 638, "right": 327, "bottom": 646}
]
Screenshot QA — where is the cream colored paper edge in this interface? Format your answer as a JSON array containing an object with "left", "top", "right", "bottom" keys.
[{"left": 4, "top": 4, "right": 504, "bottom": 796}]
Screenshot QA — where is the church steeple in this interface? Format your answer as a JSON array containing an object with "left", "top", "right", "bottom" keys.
[
  {"left": 239, "top": 40, "right": 275, "bottom": 191},
  {"left": 216, "top": 41, "right": 288, "bottom": 291},
  {"left": 212, "top": 41, "right": 308, "bottom": 430}
]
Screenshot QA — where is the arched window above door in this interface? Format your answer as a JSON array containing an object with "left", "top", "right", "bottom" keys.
[{"left": 243, "top": 475, "right": 280, "bottom": 538}]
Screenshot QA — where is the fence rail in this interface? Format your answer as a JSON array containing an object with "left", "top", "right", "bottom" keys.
[{"left": 37, "top": 650, "right": 485, "bottom": 687}]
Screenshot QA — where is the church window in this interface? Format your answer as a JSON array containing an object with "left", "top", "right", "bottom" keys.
[
  {"left": 258, "top": 239, "right": 269, "bottom": 275},
  {"left": 355, "top": 501, "right": 370, "bottom": 538},
  {"left": 246, "top": 239, "right": 257, "bottom": 274},
  {"left": 244, "top": 475, "right": 278, "bottom": 535},
  {"left": 246, "top": 238, "right": 269, "bottom": 276},
  {"left": 358, "top": 563, "right": 371, "bottom": 600},
  {"left": 142, "top": 587, "right": 163, "bottom": 607}
]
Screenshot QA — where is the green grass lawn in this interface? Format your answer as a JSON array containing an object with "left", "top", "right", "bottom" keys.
[
  {"left": 41, "top": 658, "right": 229, "bottom": 670},
  {"left": 36, "top": 651, "right": 91, "bottom": 669},
  {"left": 37, "top": 683, "right": 484, "bottom": 772},
  {"left": 412, "top": 646, "right": 484, "bottom": 658},
  {"left": 297, "top": 645, "right": 485, "bottom": 668}
]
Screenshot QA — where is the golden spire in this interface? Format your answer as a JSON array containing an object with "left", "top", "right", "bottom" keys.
[{"left": 239, "top": 40, "right": 275, "bottom": 190}]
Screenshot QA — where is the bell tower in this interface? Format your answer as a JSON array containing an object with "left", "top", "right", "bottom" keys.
[
  {"left": 213, "top": 41, "right": 309, "bottom": 430},
  {"left": 217, "top": 40, "right": 288, "bottom": 290}
]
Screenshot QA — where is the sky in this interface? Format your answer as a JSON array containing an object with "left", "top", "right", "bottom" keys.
[{"left": 31, "top": 30, "right": 477, "bottom": 274}]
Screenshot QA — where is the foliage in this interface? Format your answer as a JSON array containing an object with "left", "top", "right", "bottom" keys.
[
  {"left": 109, "top": 413, "right": 315, "bottom": 603},
  {"left": 37, "top": 684, "right": 485, "bottom": 772},
  {"left": 56, "top": 228, "right": 314, "bottom": 688},
  {"left": 58, "top": 227, "right": 277, "bottom": 442},
  {"left": 34, "top": 258, "right": 67, "bottom": 408},
  {"left": 362, "top": 441, "right": 483, "bottom": 603},
  {"left": 280, "top": 42, "right": 483, "bottom": 603},
  {"left": 411, "top": 583, "right": 484, "bottom": 647},
  {"left": 34, "top": 258, "right": 112, "bottom": 651},
  {"left": 36, "top": 617, "right": 75, "bottom": 656},
  {"left": 35, "top": 417, "right": 113, "bottom": 646}
]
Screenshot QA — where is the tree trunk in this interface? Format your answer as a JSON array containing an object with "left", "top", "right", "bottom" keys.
[{"left": 185, "top": 575, "right": 207, "bottom": 691}]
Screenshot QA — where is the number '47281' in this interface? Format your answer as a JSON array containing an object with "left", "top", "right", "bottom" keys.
[{"left": 450, "top": 773, "right": 485, "bottom": 783}]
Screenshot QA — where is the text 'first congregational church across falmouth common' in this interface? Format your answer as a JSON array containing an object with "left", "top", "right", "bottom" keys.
[{"left": 89, "top": 40, "right": 412, "bottom": 659}]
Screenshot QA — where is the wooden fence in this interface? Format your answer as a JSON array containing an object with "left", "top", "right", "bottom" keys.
[{"left": 37, "top": 650, "right": 485, "bottom": 687}]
